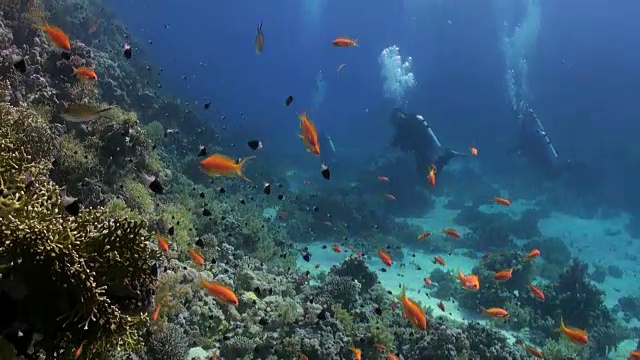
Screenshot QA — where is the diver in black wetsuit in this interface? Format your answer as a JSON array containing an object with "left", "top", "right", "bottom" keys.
[
  {"left": 389, "top": 108, "right": 468, "bottom": 177},
  {"left": 511, "top": 101, "right": 573, "bottom": 179}
]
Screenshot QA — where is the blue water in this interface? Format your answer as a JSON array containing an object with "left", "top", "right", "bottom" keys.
[{"left": 105, "top": 0, "right": 640, "bottom": 213}]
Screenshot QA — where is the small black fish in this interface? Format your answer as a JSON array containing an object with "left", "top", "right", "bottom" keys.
[
  {"left": 204, "top": 101, "right": 211, "bottom": 110},
  {"left": 168, "top": 226, "right": 175, "bottom": 236},
  {"left": 321, "top": 163, "right": 330, "bottom": 180},
  {"left": 277, "top": 194, "right": 284, "bottom": 200},
  {"left": 123, "top": 44, "right": 132, "bottom": 59},
  {"left": 285, "top": 96, "right": 294, "bottom": 106},
  {"left": 218, "top": 187, "right": 226, "bottom": 194},
  {"left": 374, "top": 307, "right": 383, "bottom": 316},
  {"left": 253, "top": 287, "right": 262, "bottom": 296},
  {"left": 61, "top": 51, "right": 71, "bottom": 60},
  {"left": 302, "top": 252, "right": 311, "bottom": 262},
  {"left": 258, "top": 317, "right": 269, "bottom": 326},
  {"left": 199, "top": 191, "right": 205, "bottom": 198},
  {"left": 380, "top": 268, "right": 387, "bottom": 272},
  {"left": 322, "top": 245, "right": 327, "bottom": 249},
  {"left": 268, "top": 288, "right": 273, "bottom": 295},
  {"left": 197, "top": 145, "right": 207, "bottom": 157},
  {"left": 317, "top": 308, "right": 328, "bottom": 321},
  {"left": 11, "top": 55, "right": 26, "bottom": 73},
  {"left": 195, "top": 238, "right": 205, "bottom": 247},
  {"left": 263, "top": 183, "right": 271, "bottom": 195},
  {"left": 61, "top": 193, "right": 81, "bottom": 216},
  {"left": 143, "top": 174, "right": 164, "bottom": 194},
  {"left": 211, "top": 257, "right": 217, "bottom": 264},
  {"left": 202, "top": 208, "right": 212, "bottom": 216},
  {"left": 313, "top": 206, "right": 319, "bottom": 212},
  {"left": 240, "top": 199, "right": 246, "bottom": 205},
  {"left": 247, "top": 140, "right": 262, "bottom": 150}
]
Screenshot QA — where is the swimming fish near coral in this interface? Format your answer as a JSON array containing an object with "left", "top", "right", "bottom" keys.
[
  {"left": 156, "top": 234, "right": 169, "bottom": 252},
  {"left": 200, "top": 277, "right": 238, "bottom": 306},
  {"left": 494, "top": 268, "right": 513, "bottom": 281},
  {"left": 351, "top": 347, "right": 362, "bottom": 360},
  {"left": 480, "top": 306, "right": 509, "bottom": 318},
  {"left": 378, "top": 249, "right": 392, "bottom": 266},
  {"left": 398, "top": 285, "right": 427, "bottom": 330},
  {"left": 39, "top": 22, "right": 71, "bottom": 51},
  {"left": 442, "top": 228, "right": 460, "bottom": 239},
  {"left": 523, "top": 248, "right": 540, "bottom": 261},
  {"left": 11, "top": 55, "right": 26, "bottom": 73},
  {"left": 62, "top": 103, "right": 112, "bottom": 122},
  {"left": 142, "top": 174, "right": 164, "bottom": 194},
  {"left": 556, "top": 317, "right": 588, "bottom": 344},
  {"left": 297, "top": 112, "right": 320, "bottom": 155},
  {"left": 528, "top": 282, "right": 545, "bottom": 301},
  {"left": 73, "top": 66, "right": 98, "bottom": 81},
  {"left": 199, "top": 153, "right": 255, "bottom": 181},
  {"left": 189, "top": 248, "right": 205, "bottom": 265},
  {"left": 457, "top": 269, "right": 480, "bottom": 291}
]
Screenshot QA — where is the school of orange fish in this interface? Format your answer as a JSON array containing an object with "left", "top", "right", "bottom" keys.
[{"left": 30, "top": 10, "right": 637, "bottom": 360}]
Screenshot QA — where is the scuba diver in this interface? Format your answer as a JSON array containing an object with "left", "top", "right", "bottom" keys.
[
  {"left": 318, "top": 132, "right": 336, "bottom": 167},
  {"left": 510, "top": 101, "right": 573, "bottom": 179},
  {"left": 389, "top": 108, "right": 468, "bottom": 178}
]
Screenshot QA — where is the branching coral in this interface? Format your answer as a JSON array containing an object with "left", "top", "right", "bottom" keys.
[{"left": 0, "top": 133, "right": 158, "bottom": 357}]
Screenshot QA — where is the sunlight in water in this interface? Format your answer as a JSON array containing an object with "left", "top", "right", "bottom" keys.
[
  {"left": 301, "top": 0, "right": 327, "bottom": 38},
  {"left": 402, "top": 0, "right": 442, "bottom": 32},
  {"left": 496, "top": 0, "right": 541, "bottom": 108}
]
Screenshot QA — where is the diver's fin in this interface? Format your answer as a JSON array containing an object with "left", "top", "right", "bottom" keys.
[{"left": 434, "top": 149, "right": 467, "bottom": 171}]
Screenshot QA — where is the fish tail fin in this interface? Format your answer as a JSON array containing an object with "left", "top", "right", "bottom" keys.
[
  {"left": 553, "top": 316, "right": 564, "bottom": 333},
  {"left": 236, "top": 156, "right": 255, "bottom": 181},
  {"left": 479, "top": 305, "right": 487, "bottom": 315}
]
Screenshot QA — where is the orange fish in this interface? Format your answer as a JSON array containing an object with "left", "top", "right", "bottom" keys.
[
  {"left": 524, "top": 345, "right": 543, "bottom": 358},
  {"left": 387, "top": 354, "right": 399, "bottom": 360},
  {"left": 438, "top": 300, "right": 445, "bottom": 312},
  {"left": 332, "top": 243, "right": 342, "bottom": 253},
  {"left": 481, "top": 306, "right": 509, "bottom": 318},
  {"left": 351, "top": 347, "right": 362, "bottom": 360},
  {"left": 189, "top": 248, "right": 205, "bottom": 265},
  {"left": 299, "top": 354, "right": 309, "bottom": 360},
  {"left": 151, "top": 304, "right": 161, "bottom": 321},
  {"left": 378, "top": 175, "right": 390, "bottom": 182},
  {"left": 157, "top": 234, "right": 169, "bottom": 252},
  {"left": 494, "top": 268, "right": 513, "bottom": 281},
  {"left": 523, "top": 249, "right": 540, "bottom": 261},
  {"left": 200, "top": 153, "right": 254, "bottom": 181},
  {"left": 398, "top": 286, "right": 427, "bottom": 330},
  {"left": 423, "top": 277, "right": 432, "bottom": 286},
  {"left": 493, "top": 196, "right": 510, "bottom": 206},
  {"left": 442, "top": 228, "right": 460, "bottom": 239},
  {"left": 200, "top": 277, "right": 239, "bottom": 305},
  {"left": 375, "top": 344, "right": 386, "bottom": 351},
  {"left": 557, "top": 317, "right": 588, "bottom": 345},
  {"left": 40, "top": 23, "right": 71, "bottom": 51},
  {"left": 385, "top": 194, "right": 396, "bottom": 200},
  {"left": 73, "top": 67, "right": 98, "bottom": 81},
  {"left": 529, "top": 283, "right": 545, "bottom": 301},
  {"left": 417, "top": 231, "right": 431, "bottom": 240},
  {"left": 470, "top": 146, "right": 478, "bottom": 156},
  {"left": 332, "top": 37, "right": 358, "bottom": 47},
  {"left": 74, "top": 343, "right": 83, "bottom": 359},
  {"left": 629, "top": 350, "right": 640, "bottom": 360},
  {"left": 427, "top": 164, "right": 437, "bottom": 186},
  {"left": 378, "top": 249, "right": 392, "bottom": 266},
  {"left": 432, "top": 256, "right": 445, "bottom": 266},
  {"left": 297, "top": 112, "right": 320, "bottom": 155},
  {"left": 457, "top": 269, "right": 480, "bottom": 291}
]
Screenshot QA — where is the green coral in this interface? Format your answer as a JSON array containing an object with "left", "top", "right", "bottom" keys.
[
  {"left": 158, "top": 202, "right": 195, "bottom": 252},
  {"left": 103, "top": 197, "right": 144, "bottom": 223},
  {"left": 54, "top": 132, "right": 102, "bottom": 187},
  {"left": 0, "top": 109, "right": 158, "bottom": 357},
  {"left": 143, "top": 121, "right": 166, "bottom": 146},
  {"left": 121, "top": 177, "right": 156, "bottom": 219}
]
